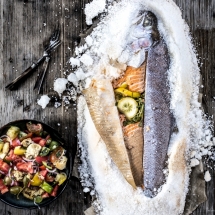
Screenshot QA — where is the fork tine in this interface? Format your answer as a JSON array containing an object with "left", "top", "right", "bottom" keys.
[
  {"left": 55, "top": 29, "right": 60, "bottom": 40},
  {"left": 47, "top": 39, "right": 59, "bottom": 50},
  {"left": 46, "top": 40, "right": 61, "bottom": 53}
]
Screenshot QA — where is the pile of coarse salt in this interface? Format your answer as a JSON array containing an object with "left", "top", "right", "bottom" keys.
[{"left": 59, "top": 0, "right": 215, "bottom": 214}]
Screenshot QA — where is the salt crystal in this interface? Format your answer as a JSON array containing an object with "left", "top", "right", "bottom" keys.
[
  {"left": 80, "top": 54, "right": 93, "bottom": 66},
  {"left": 206, "top": 136, "right": 211, "bottom": 142},
  {"left": 37, "top": 95, "right": 50, "bottom": 109},
  {"left": 190, "top": 158, "right": 200, "bottom": 167},
  {"left": 85, "top": 36, "right": 93, "bottom": 47},
  {"left": 68, "top": 73, "right": 79, "bottom": 86},
  {"left": 190, "top": 151, "right": 196, "bottom": 158},
  {"left": 204, "top": 171, "right": 211, "bottom": 182},
  {"left": 54, "top": 78, "right": 68, "bottom": 95},
  {"left": 69, "top": 57, "right": 80, "bottom": 67},
  {"left": 201, "top": 149, "right": 208, "bottom": 156},
  {"left": 83, "top": 187, "right": 90, "bottom": 193},
  {"left": 195, "top": 153, "right": 202, "bottom": 160},
  {"left": 84, "top": 77, "right": 92, "bottom": 89},
  {"left": 75, "top": 68, "right": 86, "bottom": 81},
  {"left": 54, "top": 102, "right": 61, "bottom": 108}
]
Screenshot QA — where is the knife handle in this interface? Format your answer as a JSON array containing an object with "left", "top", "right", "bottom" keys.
[{"left": 5, "top": 57, "right": 45, "bottom": 91}]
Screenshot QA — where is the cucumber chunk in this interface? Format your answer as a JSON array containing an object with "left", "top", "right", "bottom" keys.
[{"left": 117, "top": 97, "right": 138, "bottom": 120}]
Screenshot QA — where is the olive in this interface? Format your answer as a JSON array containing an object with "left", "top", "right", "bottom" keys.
[
  {"left": 42, "top": 131, "right": 48, "bottom": 137},
  {"left": 45, "top": 173, "right": 55, "bottom": 182},
  {"left": 4, "top": 176, "right": 12, "bottom": 185},
  {"left": 10, "top": 186, "right": 22, "bottom": 195}
]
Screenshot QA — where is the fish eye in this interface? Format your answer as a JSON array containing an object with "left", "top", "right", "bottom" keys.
[{"left": 143, "top": 16, "right": 153, "bottom": 27}]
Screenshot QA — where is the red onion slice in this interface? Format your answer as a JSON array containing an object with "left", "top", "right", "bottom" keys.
[
  {"left": 0, "top": 135, "right": 12, "bottom": 145},
  {"left": 46, "top": 167, "right": 57, "bottom": 173}
]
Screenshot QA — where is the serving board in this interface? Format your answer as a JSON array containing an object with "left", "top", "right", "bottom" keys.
[{"left": 0, "top": 0, "right": 214, "bottom": 214}]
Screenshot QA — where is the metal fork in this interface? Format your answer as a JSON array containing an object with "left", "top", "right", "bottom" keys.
[
  {"left": 34, "top": 28, "right": 61, "bottom": 94},
  {"left": 5, "top": 28, "right": 61, "bottom": 91}
]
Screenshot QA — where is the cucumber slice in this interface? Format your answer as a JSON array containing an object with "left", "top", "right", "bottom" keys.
[{"left": 117, "top": 97, "right": 138, "bottom": 120}]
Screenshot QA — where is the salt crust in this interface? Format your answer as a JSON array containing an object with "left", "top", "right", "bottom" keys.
[
  {"left": 74, "top": 0, "right": 214, "bottom": 214},
  {"left": 85, "top": 0, "right": 106, "bottom": 25}
]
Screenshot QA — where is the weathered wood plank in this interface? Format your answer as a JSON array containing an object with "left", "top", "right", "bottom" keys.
[{"left": 0, "top": 0, "right": 90, "bottom": 214}]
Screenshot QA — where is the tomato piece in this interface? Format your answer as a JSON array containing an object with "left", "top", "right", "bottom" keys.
[
  {"left": 35, "top": 156, "right": 48, "bottom": 164},
  {"left": 0, "top": 179, "right": 9, "bottom": 194},
  {"left": 39, "top": 165, "right": 46, "bottom": 170},
  {"left": 4, "top": 149, "right": 22, "bottom": 163},
  {"left": 0, "top": 159, "right": 10, "bottom": 174},
  {"left": 38, "top": 139, "right": 46, "bottom": 147},
  {"left": 50, "top": 185, "right": 59, "bottom": 197},
  {"left": 42, "top": 192, "right": 49, "bottom": 198},
  {"left": 11, "top": 138, "right": 21, "bottom": 148},
  {"left": 16, "top": 162, "right": 34, "bottom": 174},
  {"left": 50, "top": 146, "right": 65, "bottom": 164},
  {"left": 31, "top": 137, "right": 42, "bottom": 143},
  {"left": 39, "top": 169, "right": 48, "bottom": 177},
  {"left": 1, "top": 186, "right": 9, "bottom": 194},
  {"left": 26, "top": 123, "right": 43, "bottom": 135}
]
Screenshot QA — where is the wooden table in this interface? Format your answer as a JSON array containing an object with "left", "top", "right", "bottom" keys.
[{"left": 0, "top": 0, "right": 214, "bottom": 214}]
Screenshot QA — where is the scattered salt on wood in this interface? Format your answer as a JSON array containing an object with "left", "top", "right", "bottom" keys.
[
  {"left": 204, "top": 171, "right": 211, "bottom": 182},
  {"left": 54, "top": 78, "right": 68, "bottom": 96},
  {"left": 37, "top": 95, "right": 50, "bottom": 109}
]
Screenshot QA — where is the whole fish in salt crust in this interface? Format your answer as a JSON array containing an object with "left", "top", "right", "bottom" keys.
[{"left": 73, "top": 0, "right": 214, "bottom": 214}]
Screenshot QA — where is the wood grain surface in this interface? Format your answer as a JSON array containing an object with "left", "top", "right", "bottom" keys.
[{"left": 0, "top": 0, "right": 214, "bottom": 214}]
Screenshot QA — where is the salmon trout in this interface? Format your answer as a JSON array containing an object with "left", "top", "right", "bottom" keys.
[{"left": 143, "top": 39, "right": 173, "bottom": 197}]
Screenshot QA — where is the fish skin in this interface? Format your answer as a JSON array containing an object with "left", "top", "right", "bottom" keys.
[
  {"left": 143, "top": 39, "right": 173, "bottom": 197},
  {"left": 83, "top": 79, "right": 136, "bottom": 188},
  {"left": 123, "top": 123, "right": 143, "bottom": 187}
]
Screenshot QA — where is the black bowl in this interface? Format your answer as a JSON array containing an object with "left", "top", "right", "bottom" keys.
[{"left": 0, "top": 119, "right": 72, "bottom": 209}]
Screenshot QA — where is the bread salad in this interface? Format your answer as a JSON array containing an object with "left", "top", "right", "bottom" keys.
[{"left": 0, "top": 122, "right": 68, "bottom": 204}]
